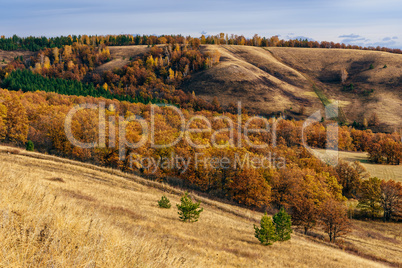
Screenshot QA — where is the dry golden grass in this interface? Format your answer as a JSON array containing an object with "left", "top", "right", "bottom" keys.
[
  {"left": 183, "top": 45, "right": 322, "bottom": 117},
  {"left": 334, "top": 150, "right": 402, "bottom": 182},
  {"left": 91, "top": 45, "right": 151, "bottom": 74},
  {"left": 268, "top": 47, "right": 402, "bottom": 129},
  {"left": 0, "top": 145, "right": 398, "bottom": 267},
  {"left": 345, "top": 220, "right": 402, "bottom": 265},
  {"left": 183, "top": 45, "right": 402, "bottom": 129}
]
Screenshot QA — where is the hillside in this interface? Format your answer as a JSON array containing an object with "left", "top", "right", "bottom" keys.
[
  {"left": 182, "top": 45, "right": 402, "bottom": 129},
  {"left": 1, "top": 44, "right": 401, "bottom": 130},
  {"left": 91, "top": 45, "right": 151, "bottom": 75},
  {"left": 0, "top": 146, "right": 401, "bottom": 267},
  {"left": 0, "top": 49, "right": 34, "bottom": 67}
]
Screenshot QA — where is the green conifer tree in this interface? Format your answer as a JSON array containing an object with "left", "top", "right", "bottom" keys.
[
  {"left": 158, "top": 195, "right": 171, "bottom": 208},
  {"left": 254, "top": 213, "right": 277, "bottom": 246},
  {"left": 273, "top": 207, "right": 293, "bottom": 241},
  {"left": 26, "top": 140, "right": 34, "bottom": 151},
  {"left": 176, "top": 192, "right": 203, "bottom": 222}
]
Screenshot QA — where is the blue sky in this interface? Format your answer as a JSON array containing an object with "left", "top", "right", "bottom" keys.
[{"left": 2, "top": 0, "right": 401, "bottom": 48}]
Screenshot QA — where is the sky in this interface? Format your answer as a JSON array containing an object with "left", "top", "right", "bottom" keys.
[{"left": 2, "top": 0, "right": 402, "bottom": 48}]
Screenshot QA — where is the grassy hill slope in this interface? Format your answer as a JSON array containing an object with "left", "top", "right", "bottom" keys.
[
  {"left": 0, "top": 145, "right": 400, "bottom": 267},
  {"left": 182, "top": 45, "right": 402, "bottom": 129},
  {"left": 0, "top": 49, "right": 34, "bottom": 67},
  {"left": 91, "top": 45, "right": 151, "bottom": 75},
  {"left": 268, "top": 47, "right": 402, "bottom": 128}
]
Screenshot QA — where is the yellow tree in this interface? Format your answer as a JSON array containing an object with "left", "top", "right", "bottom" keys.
[
  {"left": 168, "top": 68, "right": 175, "bottom": 81},
  {"left": 4, "top": 96, "right": 29, "bottom": 144},
  {"left": 358, "top": 177, "right": 382, "bottom": 219},
  {"left": 0, "top": 102, "right": 7, "bottom": 140},
  {"left": 63, "top": 45, "right": 72, "bottom": 60},
  {"left": 43, "top": 56, "right": 51, "bottom": 69},
  {"left": 53, "top": 47, "right": 59, "bottom": 64}
]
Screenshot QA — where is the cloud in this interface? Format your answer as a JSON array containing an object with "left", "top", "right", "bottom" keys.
[
  {"left": 338, "top": 34, "right": 371, "bottom": 44},
  {"left": 293, "top": 36, "right": 315, "bottom": 41},
  {"left": 201, "top": 31, "right": 207, "bottom": 35},
  {"left": 383, "top": 37, "right": 392, "bottom": 41},
  {"left": 339, "top": 34, "right": 361, "bottom": 39},
  {"left": 392, "top": 36, "right": 398, "bottom": 39},
  {"left": 285, "top": 34, "right": 314, "bottom": 41},
  {"left": 366, "top": 40, "right": 397, "bottom": 48}
]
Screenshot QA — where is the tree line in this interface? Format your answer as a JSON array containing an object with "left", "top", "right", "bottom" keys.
[{"left": 2, "top": 34, "right": 401, "bottom": 55}]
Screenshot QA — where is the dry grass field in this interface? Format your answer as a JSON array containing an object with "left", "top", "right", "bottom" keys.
[
  {"left": 0, "top": 145, "right": 401, "bottom": 267},
  {"left": 336, "top": 150, "right": 402, "bottom": 182}
]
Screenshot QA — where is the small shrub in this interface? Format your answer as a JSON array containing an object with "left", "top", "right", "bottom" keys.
[
  {"left": 176, "top": 192, "right": 203, "bottom": 222},
  {"left": 362, "top": 89, "right": 374, "bottom": 96},
  {"left": 254, "top": 213, "right": 277, "bottom": 246},
  {"left": 273, "top": 208, "right": 293, "bottom": 241},
  {"left": 383, "top": 64, "right": 387, "bottom": 68},
  {"left": 158, "top": 195, "right": 171, "bottom": 209},
  {"left": 7, "top": 148, "right": 20, "bottom": 154},
  {"left": 26, "top": 140, "right": 34, "bottom": 151},
  {"left": 369, "top": 64, "right": 374, "bottom": 69}
]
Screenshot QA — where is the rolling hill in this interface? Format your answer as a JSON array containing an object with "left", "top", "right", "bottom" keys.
[
  {"left": 1, "top": 44, "right": 401, "bottom": 130},
  {"left": 182, "top": 45, "right": 402, "bottom": 130},
  {"left": 0, "top": 145, "right": 401, "bottom": 267}
]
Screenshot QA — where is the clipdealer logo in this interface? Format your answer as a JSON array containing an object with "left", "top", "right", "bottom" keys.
[
  {"left": 64, "top": 102, "right": 282, "bottom": 160},
  {"left": 64, "top": 101, "right": 341, "bottom": 168}
]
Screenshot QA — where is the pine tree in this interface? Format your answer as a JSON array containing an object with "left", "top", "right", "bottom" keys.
[
  {"left": 254, "top": 213, "right": 277, "bottom": 246},
  {"left": 26, "top": 140, "right": 34, "bottom": 151},
  {"left": 273, "top": 207, "right": 292, "bottom": 241},
  {"left": 176, "top": 192, "right": 203, "bottom": 222},
  {"left": 158, "top": 195, "right": 171, "bottom": 209}
]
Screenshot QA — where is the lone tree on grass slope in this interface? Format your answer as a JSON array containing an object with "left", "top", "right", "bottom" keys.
[
  {"left": 177, "top": 192, "right": 203, "bottom": 222},
  {"left": 273, "top": 207, "right": 293, "bottom": 241},
  {"left": 158, "top": 195, "right": 172, "bottom": 209},
  {"left": 254, "top": 213, "right": 277, "bottom": 246}
]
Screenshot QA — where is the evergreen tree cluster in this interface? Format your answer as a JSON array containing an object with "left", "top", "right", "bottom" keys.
[
  {"left": 0, "top": 35, "right": 75, "bottom": 51},
  {"left": 254, "top": 208, "right": 293, "bottom": 246},
  {"left": 1, "top": 69, "right": 163, "bottom": 105}
]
